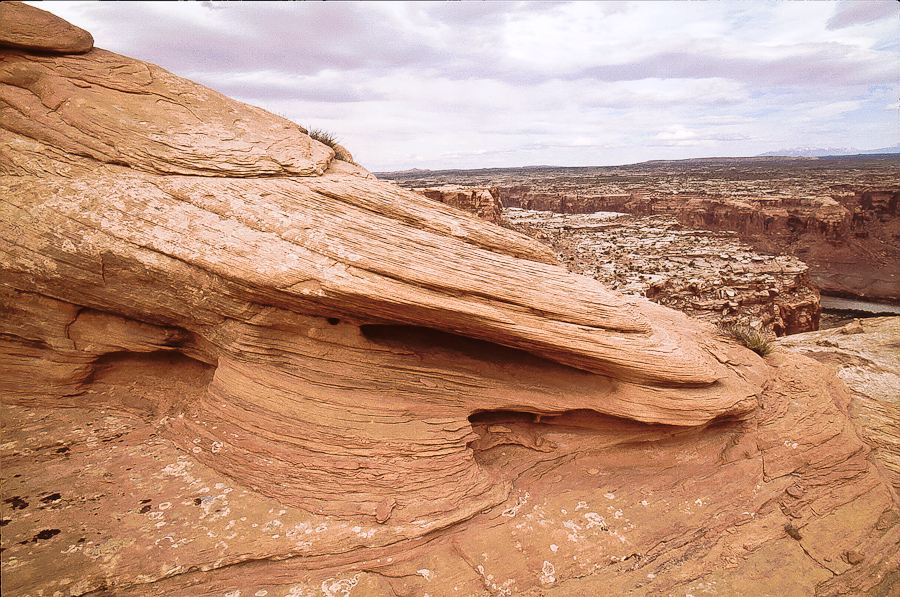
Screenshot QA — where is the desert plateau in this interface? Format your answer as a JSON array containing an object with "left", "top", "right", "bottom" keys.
[{"left": 2, "top": 3, "right": 899, "bottom": 597}]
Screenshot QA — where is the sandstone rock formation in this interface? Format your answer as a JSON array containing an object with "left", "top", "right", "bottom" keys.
[
  {"left": 1, "top": 0, "right": 762, "bottom": 524},
  {"left": 777, "top": 317, "right": 900, "bottom": 490},
  {"left": 380, "top": 158, "right": 900, "bottom": 305},
  {"left": 1, "top": 6, "right": 898, "bottom": 596},
  {"left": 415, "top": 185, "right": 504, "bottom": 225},
  {"left": 0, "top": 1, "right": 93, "bottom": 54}
]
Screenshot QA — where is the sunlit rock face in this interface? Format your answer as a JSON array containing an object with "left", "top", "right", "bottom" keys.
[
  {"left": 1, "top": 6, "right": 898, "bottom": 597},
  {"left": 0, "top": 3, "right": 766, "bottom": 525}
]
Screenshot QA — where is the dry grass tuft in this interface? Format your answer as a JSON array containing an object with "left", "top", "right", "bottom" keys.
[{"left": 718, "top": 324, "right": 775, "bottom": 357}]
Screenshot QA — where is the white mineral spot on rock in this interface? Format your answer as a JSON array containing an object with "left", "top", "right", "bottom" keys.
[
  {"left": 540, "top": 561, "right": 556, "bottom": 584},
  {"left": 321, "top": 573, "right": 360, "bottom": 597},
  {"left": 584, "top": 513, "right": 608, "bottom": 530},
  {"left": 605, "top": 493, "right": 615, "bottom": 499},
  {"left": 550, "top": 544, "right": 559, "bottom": 552},
  {"left": 417, "top": 569, "right": 434, "bottom": 581}
]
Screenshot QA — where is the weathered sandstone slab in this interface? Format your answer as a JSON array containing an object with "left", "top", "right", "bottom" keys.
[
  {"left": 0, "top": 1, "right": 93, "bottom": 54},
  {"left": 778, "top": 316, "right": 900, "bottom": 490},
  {"left": 1, "top": 6, "right": 898, "bottom": 596},
  {"left": 1, "top": 3, "right": 764, "bottom": 528}
]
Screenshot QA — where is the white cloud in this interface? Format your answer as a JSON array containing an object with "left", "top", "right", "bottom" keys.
[{"left": 27, "top": 1, "right": 899, "bottom": 171}]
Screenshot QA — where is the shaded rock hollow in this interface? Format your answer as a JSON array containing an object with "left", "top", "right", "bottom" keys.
[
  {"left": 1, "top": 2, "right": 762, "bottom": 526},
  {"left": 1, "top": 5, "right": 898, "bottom": 596}
]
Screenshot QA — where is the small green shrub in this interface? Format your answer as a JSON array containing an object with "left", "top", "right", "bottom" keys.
[{"left": 718, "top": 323, "right": 774, "bottom": 357}]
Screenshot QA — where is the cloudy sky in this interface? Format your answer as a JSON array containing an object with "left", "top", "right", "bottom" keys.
[{"left": 34, "top": 1, "right": 899, "bottom": 172}]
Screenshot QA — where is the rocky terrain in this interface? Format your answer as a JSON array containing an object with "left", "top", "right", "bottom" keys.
[
  {"left": 380, "top": 157, "right": 900, "bottom": 306},
  {"left": 416, "top": 185, "right": 504, "bottom": 225},
  {"left": 505, "top": 208, "right": 819, "bottom": 336},
  {"left": 777, "top": 317, "right": 900, "bottom": 492},
  {"left": 2, "top": 5, "right": 899, "bottom": 597}
]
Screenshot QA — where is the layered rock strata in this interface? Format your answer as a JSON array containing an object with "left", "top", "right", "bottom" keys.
[
  {"left": 415, "top": 185, "right": 504, "bottom": 224},
  {"left": 778, "top": 316, "right": 900, "bottom": 490},
  {"left": 677, "top": 191, "right": 900, "bottom": 304},
  {"left": 1, "top": 6, "right": 898, "bottom": 596},
  {"left": 505, "top": 208, "right": 820, "bottom": 336},
  {"left": 1, "top": 4, "right": 762, "bottom": 528}
]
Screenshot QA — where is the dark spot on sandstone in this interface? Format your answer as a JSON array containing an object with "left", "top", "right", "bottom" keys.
[
  {"left": 35, "top": 529, "right": 61, "bottom": 540},
  {"left": 4, "top": 496, "right": 28, "bottom": 510},
  {"left": 785, "top": 524, "right": 802, "bottom": 540},
  {"left": 19, "top": 529, "right": 62, "bottom": 544},
  {"left": 193, "top": 497, "right": 202, "bottom": 505},
  {"left": 55, "top": 446, "right": 70, "bottom": 454},
  {"left": 0, "top": 519, "right": 10, "bottom": 527},
  {"left": 139, "top": 505, "right": 151, "bottom": 514},
  {"left": 41, "top": 492, "right": 62, "bottom": 503}
]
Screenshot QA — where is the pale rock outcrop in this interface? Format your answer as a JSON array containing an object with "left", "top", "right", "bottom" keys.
[
  {"left": 1, "top": 6, "right": 898, "bottom": 596},
  {"left": 778, "top": 316, "right": 900, "bottom": 489},
  {"left": 505, "top": 209, "right": 821, "bottom": 336}
]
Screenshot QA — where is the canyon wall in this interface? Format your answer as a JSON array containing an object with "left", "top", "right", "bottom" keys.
[
  {"left": 383, "top": 159, "right": 900, "bottom": 305},
  {"left": 415, "top": 185, "right": 504, "bottom": 224},
  {"left": 676, "top": 190, "right": 900, "bottom": 304}
]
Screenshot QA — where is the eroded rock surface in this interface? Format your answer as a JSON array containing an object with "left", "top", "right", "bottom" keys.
[
  {"left": 415, "top": 185, "right": 504, "bottom": 225},
  {"left": 1, "top": 0, "right": 762, "bottom": 526},
  {"left": 505, "top": 209, "right": 820, "bottom": 336},
  {"left": 1, "top": 6, "right": 898, "bottom": 596},
  {"left": 778, "top": 316, "right": 900, "bottom": 490}
]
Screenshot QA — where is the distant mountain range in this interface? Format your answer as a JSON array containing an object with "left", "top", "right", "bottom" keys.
[{"left": 757, "top": 144, "right": 900, "bottom": 157}]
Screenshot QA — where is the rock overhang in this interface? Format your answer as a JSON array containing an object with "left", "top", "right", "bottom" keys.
[{"left": 1, "top": 2, "right": 768, "bottom": 526}]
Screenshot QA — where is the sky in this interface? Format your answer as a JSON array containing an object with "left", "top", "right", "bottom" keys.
[{"left": 32, "top": 1, "right": 899, "bottom": 172}]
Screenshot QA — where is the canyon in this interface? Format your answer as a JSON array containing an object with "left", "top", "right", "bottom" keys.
[
  {"left": 381, "top": 156, "right": 900, "bottom": 309},
  {"left": 2, "top": 5, "right": 899, "bottom": 597}
]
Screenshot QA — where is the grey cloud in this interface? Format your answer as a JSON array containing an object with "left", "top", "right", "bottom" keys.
[
  {"left": 570, "top": 46, "right": 893, "bottom": 88},
  {"left": 826, "top": 1, "right": 897, "bottom": 30},
  {"left": 79, "top": 2, "right": 449, "bottom": 76}
]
